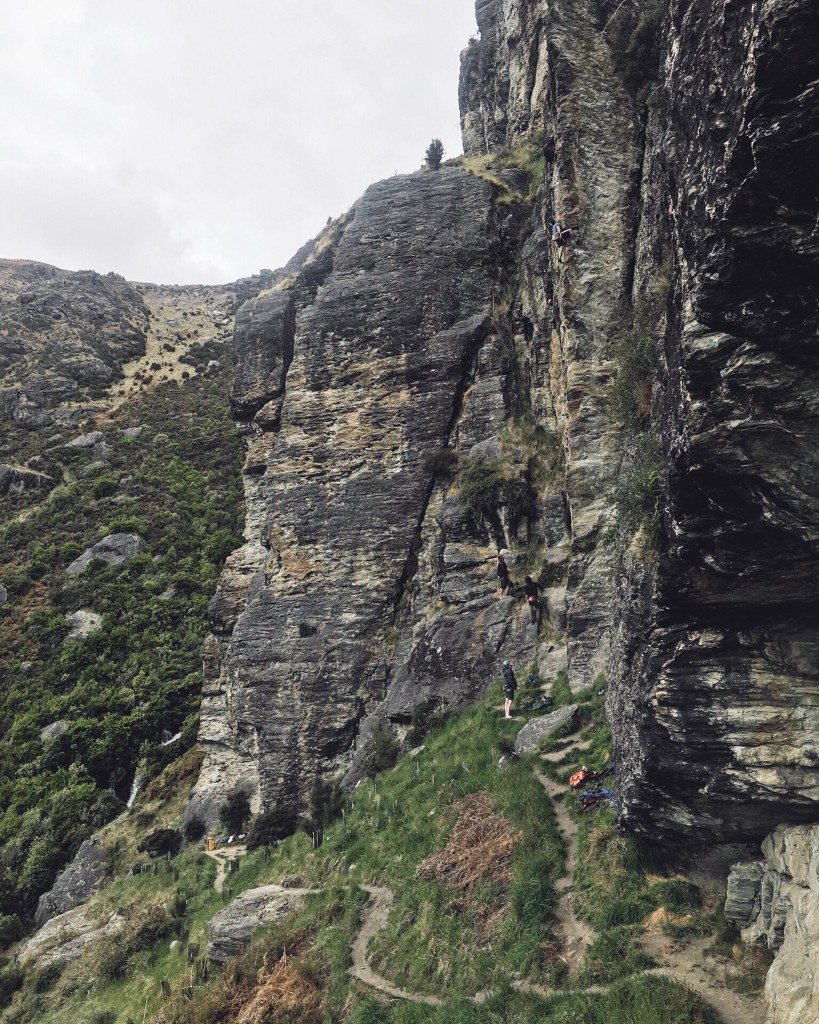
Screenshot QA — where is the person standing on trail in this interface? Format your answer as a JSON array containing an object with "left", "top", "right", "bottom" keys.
[
  {"left": 524, "top": 575, "right": 541, "bottom": 625},
  {"left": 497, "top": 552, "right": 511, "bottom": 596},
  {"left": 502, "top": 660, "right": 518, "bottom": 720}
]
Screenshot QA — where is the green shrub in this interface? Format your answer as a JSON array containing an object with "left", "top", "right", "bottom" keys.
[
  {"left": 219, "top": 789, "right": 251, "bottom": 835},
  {"left": 0, "top": 964, "right": 23, "bottom": 1009},
  {"left": 604, "top": 0, "right": 666, "bottom": 100},
  {"left": 649, "top": 878, "right": 701, "bottom": 914},
  {"left": 303, "top": 776, "right": 343, "bottom": 834},
  {"left": 609, "top": 325, "right": 655, "bottom": 429},
  {"left": 364, "top": 725, "right": 400, "bottom": 776},
  {"left": 421, "top": 447, "right": 457, "bottom": 478},
  {"left": 0, "top": 913, "right": 23, "bottom": 949},
  {"left": 246, "top": 809, "right": 292, "bottom": 850},
  {"left": 425, "top": 138, "right": 444, "bottom": 170},
  {"left": 182, "top": 815, "right": 206, "bottom": 843},
  {"left": 457, "top": 457, "right": 535, "bottom": 526}
]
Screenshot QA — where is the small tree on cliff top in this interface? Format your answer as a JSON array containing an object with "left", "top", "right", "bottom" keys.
[{"left": 425, "top": 138, "right": 444, "bottom": 170}]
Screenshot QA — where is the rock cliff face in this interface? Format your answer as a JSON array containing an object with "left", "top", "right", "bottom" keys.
[
  {"left": 608, "top": 0, "right": 819, "bottom": 843},
  {"left": 0, "top": 260, "right": 148, "bottom": 426},
  {"left": 189, "top": 167, "right": 551, "bottom": 826},
  {"left": 726, "top": 824, "right": 819, "bottom": 1024},
  {"left": 192, "top": 0, "right": 818, "bottom": 874}
]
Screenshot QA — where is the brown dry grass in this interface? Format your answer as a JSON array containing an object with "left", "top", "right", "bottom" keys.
[
  {"left": 235, "top": 958, "right": 323, "bottom": 1024},
  {"left": 153, "top": 931, "right": 319, "bottom": 1024},
  {"left": 417, "top": 792, "right": 521, "bottom": 898}
]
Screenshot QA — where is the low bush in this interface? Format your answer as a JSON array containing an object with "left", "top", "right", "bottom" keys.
[
  {"left": 219, "top": 789, "right": 252, "bottom": 835},
  {"left": 422, "top": 448, "right": 457, "bottom": 478},
  {"left": 182, "top": 815, "right": 207, "bottom": 843},
  {"left": 364, "top": 726, "right": 400, "bottom": 777},
  {"left": 246, "top": 810, "right": 293, "bottom": 850}
]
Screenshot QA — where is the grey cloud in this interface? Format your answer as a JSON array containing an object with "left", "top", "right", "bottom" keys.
[{"left": 0, "top": 0, "right": 478, "bottom": 284}]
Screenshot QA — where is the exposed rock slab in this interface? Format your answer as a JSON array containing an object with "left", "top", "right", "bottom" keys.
[
  {"left": 65, "top": 609, "right": 103, "bottom": 641},
  {"left": 18, "top": 905, "right": 124, "bottom": 972},
  {"left": 34, "top": 837, "right": 113, "bottom": 928},
  {"left": 206, "top": 885, "right": 310, "bottom": 963},
  {"left": 66, "top": 532, "right": 146, "bottom": 575},
  {"left": 515, "top": 705, "right": 577, "bottom": 755}
]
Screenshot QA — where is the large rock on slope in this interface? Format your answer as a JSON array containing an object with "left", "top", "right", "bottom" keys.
[
  {"left": 726, "top": 824, "right": 819, "bottom": 1024},
  {"left": 66, "top": 532, "right": 146, "bottom": 575},
  {"left": 608, "top": 0, "right": 819, "bottom": 843},
  {"left": 34, "top": 837, "right": 113, "bottom": 928},
  {"left": 206, "top": 885, "right": 309, "bottom": 963}
]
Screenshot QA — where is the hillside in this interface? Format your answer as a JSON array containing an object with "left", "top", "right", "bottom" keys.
[{"left": 0, "top": 1, "right": 816, "bottom": 1023}]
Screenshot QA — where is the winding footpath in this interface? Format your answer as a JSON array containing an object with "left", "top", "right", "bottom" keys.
[{"left": 348, "top": 725, "right": 765, "bottom": 1024}]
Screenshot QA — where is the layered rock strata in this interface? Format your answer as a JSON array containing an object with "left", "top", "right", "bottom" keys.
[
  {"left": 190, "top": 168, "right": 555, "bottom": 825},
  {"left": 726, "top": 823, "right": 819, "bottom": 1024},
  {"left": 608, "top": 0, "right": 819, "bottom": 842}
]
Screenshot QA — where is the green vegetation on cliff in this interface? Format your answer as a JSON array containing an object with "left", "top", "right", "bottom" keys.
[{"left": 0, "top": 365, "right": 244, "bottom": 930}]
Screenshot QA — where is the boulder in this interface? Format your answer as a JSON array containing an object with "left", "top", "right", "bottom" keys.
[
  {"left": 65, "top": 609, "right": 103, "bottom": 641},
  {"left": 18, "top": 905, "right": 124, "bottom": 972},
  {"left": 64, "top": 430, "right": 104, "bottom": 449},
  {"left": 35, "top": 837, "right": 113, "bottom": 927},
  {"left": 0, "top": 584, "right": 7, "bottom": 607},
  {"left": 39, "top": 720, "right": 70, "bottom": 743},
  {"left": 66, "top": 533, "right": 146, "bottom": 575},
  {"left": 0, "top": 463, "right": 53, "bottom": 495},
  {"left": 514, "top": 705, "right": 578, "bottom": 755},
  {"left": 727, "top": 824, "right": 819, "bottom": 1024},
  {"left": 206, "top": 885, "right": 308, "bottom": 963},
  {"left": 122, "top": 425, "right": 144, "bottom": 438}
]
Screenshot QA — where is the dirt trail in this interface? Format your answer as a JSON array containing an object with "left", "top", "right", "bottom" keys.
[
  {"left": 348, "top": 723, "right": 765, "bottom": 1023},
  {"left": 205, "top": 844, "right": 247, "bottom": 893},
  {"left": 534, "top": 762, "right": 595, "bottom": 971},
  {"left": 350, "top": 885, "right": 442, "bottom": 1007}
]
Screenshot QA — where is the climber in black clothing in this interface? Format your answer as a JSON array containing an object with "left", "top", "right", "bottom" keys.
[
  {"left": 502, "top": 660, "right": 518, "bottom": 720},
  {"left": 523, "top": 575, "right": 541, "bottom": 625},
  {"left": 497, "top": 552, "right": 511, "bottom": 596}
]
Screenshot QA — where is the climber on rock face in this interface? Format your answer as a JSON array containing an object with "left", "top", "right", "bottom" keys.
[
  {"left": 524, "top": 575, "right": 541, "bottom": 625},
  {"left": 497, "top": 551, "right": 511, "bottom": 596},
  {"left": 549, "top": 221, "right": 572, "bottom": 261},
  {"left": 502, "top": 660, "right": 518, "bottom": 719}
]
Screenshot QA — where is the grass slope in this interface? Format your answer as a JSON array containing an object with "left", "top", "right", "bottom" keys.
[{"left": 3, "top": 688, "right": 725, "bottom": 1024}]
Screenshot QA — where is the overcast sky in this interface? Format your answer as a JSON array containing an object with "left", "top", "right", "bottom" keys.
[{"left": 1, "top": 1, "right": 478, "bottom": 285}]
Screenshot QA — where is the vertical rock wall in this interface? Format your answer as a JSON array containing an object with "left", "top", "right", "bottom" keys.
[{"left": 608, "top": 0, "right": 819, "bottom": 843}]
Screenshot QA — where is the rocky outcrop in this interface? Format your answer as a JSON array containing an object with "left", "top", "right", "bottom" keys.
[
  {"left": 18, "top": 904, "right": 124, "bottom": 972},
  {"left": 0, "top": 462, "right": 54, "bottom": 496},
  {"left": 66, "top": 532, "right": 146, "bottom": 575},
  {"left": 189, "top": 0, "right": 816, "bottom": 869},
  {"left": 608, "top": 0, "right": 819, "bottom": 842},
  {"left": 514, "top": 704, "right": 577, "bottom": 754},
  {"left": 0, "top": 260, "right": 149, "bottom": 426},
  {"left": 206, "top": 885, "right": 311, "bottom": 963},
  {"left": 726, "top": 823, "right": 819, "bottom": 1024},
  {"left": 34, "top": 837, "right": 113, "bottom": 928}
]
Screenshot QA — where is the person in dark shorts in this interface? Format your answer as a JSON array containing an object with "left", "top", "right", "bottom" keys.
[
  {"left": 524, "top": 575, "right": 541, "bottom": 624},
  {"left": 497, "top": 552, "right": 511, "bottom": 596},
  {"left": 502, "top": 660, "right": 518, "bottom": 719}
]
